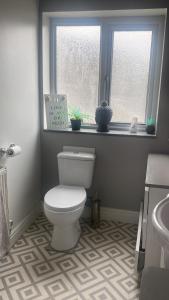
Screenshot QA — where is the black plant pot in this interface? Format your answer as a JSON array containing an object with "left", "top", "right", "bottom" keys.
[
  {"left": 71, "top": 119, "right": 81, "bottom": 130},
  {"left": 146, "top": 124, "right": 155, "bottom": 134}
]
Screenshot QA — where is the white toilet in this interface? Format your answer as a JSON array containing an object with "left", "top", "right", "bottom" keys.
[{"left": 44, "top": 146, "right": 95, "bottom": 251}]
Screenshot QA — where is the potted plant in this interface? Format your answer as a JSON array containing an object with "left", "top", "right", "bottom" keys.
[
  {"left": 69, "top": 108, "right": 82, "bottom": 130},
  {"left": 146, "top": 117, "right": 155, "bottom": 134},
  {"left": 68, "top": 106, "right": 94, "bottom": 130}
]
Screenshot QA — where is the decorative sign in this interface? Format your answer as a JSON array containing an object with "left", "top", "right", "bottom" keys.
[{"left": 45, "top": 94, "right": 68, "bottom": 130}]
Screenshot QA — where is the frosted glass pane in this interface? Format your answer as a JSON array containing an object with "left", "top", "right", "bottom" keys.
[
  {"left": 110, "top": 31, "right": 152, "bottom": 123},
  {"left": 56, "top": 26, "right": 100, "bottom": 123}
]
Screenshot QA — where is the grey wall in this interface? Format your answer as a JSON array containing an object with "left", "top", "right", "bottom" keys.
[
  {"left": 40, "top": 0, "right": 169, "bottom": 212},
  {"left": 0, "top": 0, "right": 41, "bottom": 228}
]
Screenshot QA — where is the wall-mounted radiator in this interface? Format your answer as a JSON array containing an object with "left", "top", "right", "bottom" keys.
[{"left": 0, "top": 167, "right": 9, "bottom": 258}]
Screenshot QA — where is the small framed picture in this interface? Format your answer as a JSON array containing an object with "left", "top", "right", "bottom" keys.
[{"left": 44, "top": 94, "right": 68, "bottom": 130}]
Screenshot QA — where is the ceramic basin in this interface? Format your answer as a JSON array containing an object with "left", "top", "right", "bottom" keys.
[{"left": 152, "top": 194, "right": 169, "bottom": 250}]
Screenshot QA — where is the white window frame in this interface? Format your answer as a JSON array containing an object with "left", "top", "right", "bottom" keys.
[{"left": 49, "top": 16, "right": 165, "bottom": 131}]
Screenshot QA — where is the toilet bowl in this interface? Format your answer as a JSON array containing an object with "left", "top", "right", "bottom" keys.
[
  {"left": 44, "top": 146, "right": 95, "bottom": 251},
  {"left": 44, "top": 185, "right": 86, "bottom": 250}
]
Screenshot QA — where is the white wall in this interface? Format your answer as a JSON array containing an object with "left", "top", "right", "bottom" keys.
[{"left": 0, "top": 0, "right": 41, "bottom": 230}]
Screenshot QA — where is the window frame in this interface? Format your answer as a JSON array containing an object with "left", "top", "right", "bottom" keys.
[{"left": 49, "top": 16, "right": 165, "bottom": 131}]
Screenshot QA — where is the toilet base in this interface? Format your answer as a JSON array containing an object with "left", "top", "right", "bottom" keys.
[{"left": 51, "top": 221, "right": 81, "bottom": 251}]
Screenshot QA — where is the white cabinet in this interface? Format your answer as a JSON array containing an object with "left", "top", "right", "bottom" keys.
[
  {"left": 142, "top": 187, "right": 149, "bottom": 250},
  {"left": 135, "top": 154, "right": 169, "bottom": 270}
]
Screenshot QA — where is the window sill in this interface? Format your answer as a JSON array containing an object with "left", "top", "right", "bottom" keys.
[{"left": 43, "top": 127, "right": 156, "bottom": 138}]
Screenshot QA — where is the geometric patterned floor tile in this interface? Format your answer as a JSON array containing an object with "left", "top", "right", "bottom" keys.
[{"left": 0, "top": 213, "right": 140, "bottom": 300}]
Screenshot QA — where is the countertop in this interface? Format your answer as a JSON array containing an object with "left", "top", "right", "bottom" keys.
[{"left": 145, "top": 154, "right": 169, "bottom": 189}]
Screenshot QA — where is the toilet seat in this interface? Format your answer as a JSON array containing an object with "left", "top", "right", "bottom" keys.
[{"left": 44, "top": 185, "right": 86, "bottom": 212}]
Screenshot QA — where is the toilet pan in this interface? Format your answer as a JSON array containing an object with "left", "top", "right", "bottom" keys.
[{"left": 44, "top": 185, "right": 86, "bottom": 250}]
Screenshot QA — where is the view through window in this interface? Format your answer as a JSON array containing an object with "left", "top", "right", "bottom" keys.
[
  {"left": 56, "top": 26, "right": 100, "bottom": 123},
  {"left": 110, "top": 31, "right": 152, "bottom": 123}
]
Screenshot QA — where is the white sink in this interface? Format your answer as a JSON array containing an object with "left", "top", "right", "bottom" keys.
[{"left": 152, "top": 194, "right": 169, "bottom": 268}]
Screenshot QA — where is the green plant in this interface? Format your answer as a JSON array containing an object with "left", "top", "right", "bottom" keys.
[
  {"left": 69, "top": 108, "right": 82, "bottom": 120},
  {"left": 146, "top": 117, "right": 155, "bottom": 126},
  {"left": 68, "top": 107, "right": 93, "bottom": 122}
]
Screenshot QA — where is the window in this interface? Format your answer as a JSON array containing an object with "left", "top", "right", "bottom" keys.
[{"left": 49, "top": 16, "right": 165, "bottom": 129}]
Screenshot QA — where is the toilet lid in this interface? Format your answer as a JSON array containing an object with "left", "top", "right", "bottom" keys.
[{"left": 44, "top": 185, "right": 86, "bottom": 212}]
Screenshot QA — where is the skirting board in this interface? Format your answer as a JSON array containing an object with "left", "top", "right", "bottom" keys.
[
  {"left": 10, "top": 207, "right": 40, "bottom": 247},
  {"left": 82, "top": 206, "right": 139, "bottom": 224}
]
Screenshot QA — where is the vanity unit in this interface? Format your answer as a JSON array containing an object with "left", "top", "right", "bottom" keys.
[{"left": 136, "top": 154, "right": 169, "bottom": 270}]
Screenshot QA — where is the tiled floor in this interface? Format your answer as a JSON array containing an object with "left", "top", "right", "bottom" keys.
[{"left": 0, "top": 214, "right": 140, "bottom": 300}]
